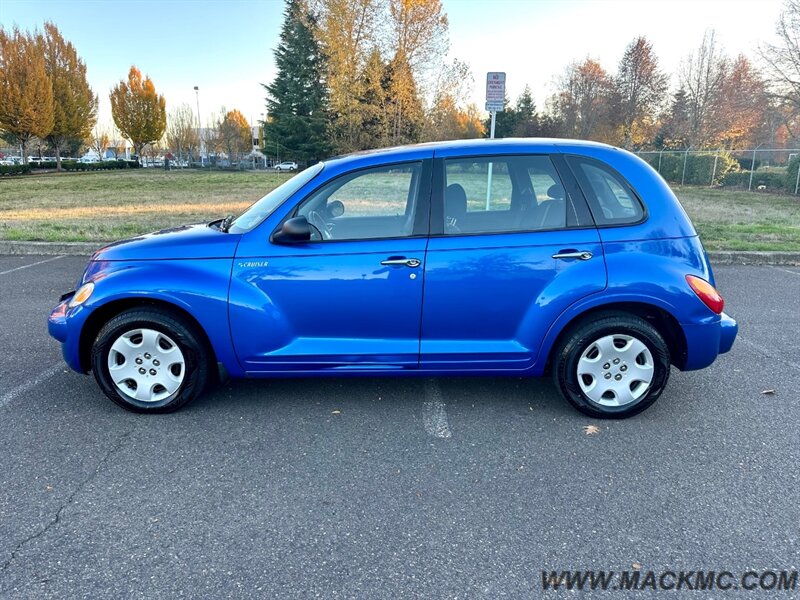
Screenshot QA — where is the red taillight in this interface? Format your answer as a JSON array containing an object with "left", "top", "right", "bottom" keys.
[{"left": 686, "top": 275, "right": 724, "bottom": 314}]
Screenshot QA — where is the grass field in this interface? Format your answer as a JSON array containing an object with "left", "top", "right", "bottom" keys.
[
  {"left": 1, "top": 169, "right": 799, "bottom": 250},
  {"left": 0, "top": 170, "right": 289, "bottom": 242},
  {"left": 672, "top": 185, "right": 800, "bottom": 251}
]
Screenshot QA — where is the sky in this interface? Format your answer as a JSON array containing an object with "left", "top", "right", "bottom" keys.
[{"left": 0, "top": 0, "right": 786, "bottom": 128}]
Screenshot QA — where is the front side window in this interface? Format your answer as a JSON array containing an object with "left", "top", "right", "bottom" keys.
[
  {"left": 444, "top": 155, "right": 568, "bottom": 234},
  {"left": 294, "top": 162, "right": 422, "bottom": 241},
  {"left": 569, "top": 157, "right": 644, "bottom": 225}
]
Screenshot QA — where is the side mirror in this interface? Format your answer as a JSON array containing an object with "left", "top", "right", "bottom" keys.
[{"left": 272, "top": 216, "right": 312, "bottom": 244}]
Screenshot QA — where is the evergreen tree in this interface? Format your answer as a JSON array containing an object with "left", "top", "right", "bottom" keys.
[
  {"left": 513, "top": 85, "right": 539, "bottom": 137},
  {"left": 656, "top": 87, "right": 691, "bottom": 149},
  {"left": 357, "top": 48, "right": 389, "bottom": 149},
  {"left": 264, "top": 0, "right": 330, "bottom": 164},
  {"left": 483, "top": 94, "right": 519, "bottom": 138}
]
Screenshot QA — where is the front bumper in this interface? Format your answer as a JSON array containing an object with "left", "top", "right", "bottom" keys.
[{"left": 48, "top": 298, "right": 89, "bottom": 373}]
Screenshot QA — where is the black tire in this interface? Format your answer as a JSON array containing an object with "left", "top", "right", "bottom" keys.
[
  {"left": 90, "top": 307, "right": 211, "bottom": 413},
  {"left": 551, "top": 311, "right": 670, "bottom": 419}
]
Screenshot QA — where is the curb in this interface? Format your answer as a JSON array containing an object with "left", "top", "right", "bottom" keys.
[
  {"left": 0, "top": 241, "right": 102, "bottom": 256},
  {"left": 706, "top": 251, "right": 800, "bottom": 266},
  {"left": 0, "top": 240, "right": 799, "bottom": 266}
]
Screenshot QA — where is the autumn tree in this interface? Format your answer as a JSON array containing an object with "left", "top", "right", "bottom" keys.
[
  {"left": 166, "top": 103, "right": 200, "bottom": 163},
  {"left": 110, "top": 66, "right": 167, "bottom": 160},
  {"left": 0, "top": 27, "right": 54, "bottom": 164},
  {"left": 424, "top": 59, "right": 483, "bottom": 141},
  {"left": 387, "top": 0, "right": 449, "bottom": 85},
  {"left": 315, "top": 0, "right": 379, "bottom": 153},
  {"left": 39, "top": 22, "right": 97, "bottom": 170},
  {"left": 382, "top": 51, "right": 424, "bottom": 144},
  {"left": 615, "top": 36, "right": 668, "bottom": 148},
  {"left": 218, "top": 109, "right": 252, "bottom": 164},
  {"left": 265, "top": 0, "right": 329, "bottom": 163},
  {"left": 554, "top": 58, "right": 617, "bottom": 143},
  {"left": 716, "top": 55, "right": 768, "bottom": 147}
]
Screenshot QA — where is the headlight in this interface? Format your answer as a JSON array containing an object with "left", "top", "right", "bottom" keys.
[{"left": 68, "top": 282, "right": 94, "bottom": 308}]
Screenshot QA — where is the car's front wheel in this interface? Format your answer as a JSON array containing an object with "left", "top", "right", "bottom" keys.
[
  {"left": 552, "top": 312, "right": 671, "bottom": 418},
  {"left": 91, "top": 307, "right": 211, "bottom": 413}
]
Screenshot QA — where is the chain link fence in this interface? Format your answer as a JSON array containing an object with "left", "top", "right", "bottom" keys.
[{"left": 635, "top": 148, "right": 800, "bottom": 194}]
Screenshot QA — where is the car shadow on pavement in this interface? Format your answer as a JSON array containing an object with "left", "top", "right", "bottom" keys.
[{"left": 189, "top": 375, "right": 571, "bottom": 418}]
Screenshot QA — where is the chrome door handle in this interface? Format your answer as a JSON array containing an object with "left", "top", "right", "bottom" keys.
[
  {"left": 552, "top": 251, "right": 593, "bottom": 261},
  {"left": 381, "top": 257, "right": 421, "bottom": 268}
]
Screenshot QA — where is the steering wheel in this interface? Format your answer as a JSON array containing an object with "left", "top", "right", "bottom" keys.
[{"left": 308, "top": 209, "right": 332, "bottom": 240}]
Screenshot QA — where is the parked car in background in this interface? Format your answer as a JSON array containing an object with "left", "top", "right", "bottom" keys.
[
  {"left": 78, "top": 155, "right": 100, "bottom": 164},
  {"left": 274, "top": 161, "right": 298, "bottom": 172},
  {"left": 49, "top": 138, "right": 736, "bottom": 418}
]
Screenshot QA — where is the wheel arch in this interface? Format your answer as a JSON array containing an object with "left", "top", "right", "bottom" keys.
[
  {"left": 544, "top": 301, "right": 688, "bottom": 372},
  {"left": 78, "top": 297, "right": 218, "bottom": 374}
]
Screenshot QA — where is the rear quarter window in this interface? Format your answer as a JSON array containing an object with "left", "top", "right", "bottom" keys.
[{"left": 567, "top": 156, "right": 644, "bottom": 226}]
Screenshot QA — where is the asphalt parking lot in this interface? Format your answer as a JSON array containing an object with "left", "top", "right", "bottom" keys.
[{"left": 0, "top": 255, "right": 798, "bottom": 598}]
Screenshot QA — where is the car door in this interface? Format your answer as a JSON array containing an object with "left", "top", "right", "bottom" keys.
[
  {"left": 420, "top": 152, "right": 607, "bottom": 371},
  {"left": 229, "top": 159, "right": 431, "bottom": 372}
]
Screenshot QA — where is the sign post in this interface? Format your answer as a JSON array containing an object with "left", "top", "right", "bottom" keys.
[{"left": 485, "top": 72, "right": 505, "bottom": 210}]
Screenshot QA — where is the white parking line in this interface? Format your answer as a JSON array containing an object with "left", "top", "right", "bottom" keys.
[
  {"left": 423, "top": 379, "right": 452, "bottom": 438},
  {"left": 0, "top": 255, "right": 65, "bottom": 276},
  {"left": 0, "top": 364, "right": 63, "bottom": 409},
  {"left": 771, "top": 266, "right": 800, "bottom": 276},
  {"left": 738, "top": 336, "right": 800, "bottom": 372}
]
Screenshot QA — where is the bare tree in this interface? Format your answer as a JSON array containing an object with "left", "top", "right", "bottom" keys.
[
  {"left": 90, "top": 124, "right": 110, "bottom": 159},
  {"left": 760, "top": 0, "right": 800, "bottom": 137},
  {"left": 680, "top": 30, "right": 728, "bottom": 146},
  {"left": 166, "top": 103, "right": 199, "bottom": 164}
]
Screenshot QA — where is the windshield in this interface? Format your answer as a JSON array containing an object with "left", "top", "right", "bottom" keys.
[{"left": 227, "top": 162, "right": 324, "bottom": 233}]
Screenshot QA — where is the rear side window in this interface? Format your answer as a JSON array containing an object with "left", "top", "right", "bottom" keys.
[
  {"left": 443, "top": 155, "right": 569, "bottom": 235},
  {"left": 568, "top": 156, "right": 644, "bottom": 226}
]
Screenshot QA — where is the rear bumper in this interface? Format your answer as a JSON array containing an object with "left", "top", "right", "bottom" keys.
[
  {"left": 718, "top": 312, "right": 738, "bottom": 354},
  {"left": 680, "top": 311, "right": 737, "bottom": 371}
]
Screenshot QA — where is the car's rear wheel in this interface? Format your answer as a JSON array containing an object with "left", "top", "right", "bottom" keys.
[
  {"left": 552, "top": 312, "right": 670, "bottom": 418},
  {"left": 91, "top": 308, "right": 210, "bottom": 413}
]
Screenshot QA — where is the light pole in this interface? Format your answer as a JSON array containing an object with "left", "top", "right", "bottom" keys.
[
  {"left": 250, "top": 115, "right": 256, "bottom": 171},
  {"left": 681, "top": 145, "right": 693, "bottom": 186},
  {"left": 194, "top": 86, "right": 202, "bottom": 166},
  {"left": 259, "top": 112, "right": 266, "bottom": 168},
  {"left": 748, "top": 143, "right": 763, "bottom": 192}
]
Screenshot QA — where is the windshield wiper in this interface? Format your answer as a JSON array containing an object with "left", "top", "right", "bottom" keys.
[{"left": 220, "top": 215, "right": 235, "bottom": 233}]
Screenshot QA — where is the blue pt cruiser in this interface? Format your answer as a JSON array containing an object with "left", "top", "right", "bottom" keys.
[{"left": 49, "top": 139, "right": 737, "bottom": 418}]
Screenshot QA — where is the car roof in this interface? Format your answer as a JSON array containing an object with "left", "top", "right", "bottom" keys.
[{"left": 322, "top": 137, "right": 617, "bottom": 169}]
